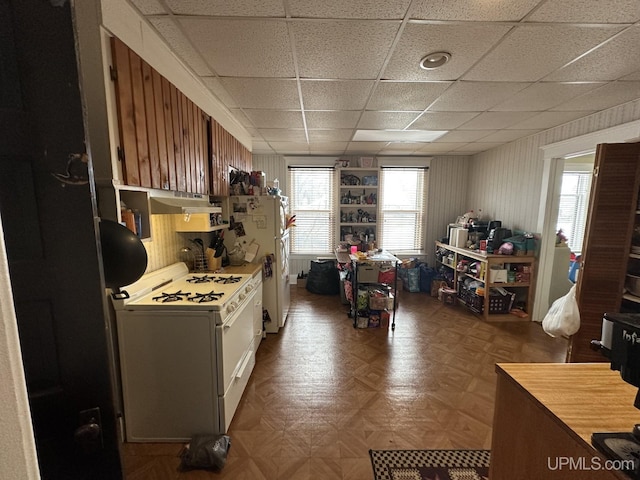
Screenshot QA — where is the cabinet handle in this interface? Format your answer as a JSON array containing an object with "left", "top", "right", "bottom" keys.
[{"left": 235, "top": 351, "right": 253, "bottom": 379}]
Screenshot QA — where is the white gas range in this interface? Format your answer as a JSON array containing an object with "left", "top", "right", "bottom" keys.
[{"left": 111, "top": 262, "right": 260, "bottom": 442}]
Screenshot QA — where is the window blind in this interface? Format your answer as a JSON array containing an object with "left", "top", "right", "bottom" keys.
[
  {"left": 288, "top": 167, "right": 335, "bottom": 254},
  {"left": 378, "top": 167, "right": 427, "bottom": 251},
  {"left": 557, "top": 171, "right": 591, "bottom": 254}
]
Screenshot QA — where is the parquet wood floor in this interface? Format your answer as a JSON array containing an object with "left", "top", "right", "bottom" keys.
[{"left": 121, "top": 286, "right": 568, "bottom": 479}]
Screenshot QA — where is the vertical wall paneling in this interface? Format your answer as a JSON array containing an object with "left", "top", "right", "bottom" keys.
[
  {"left": 141, "top": 61, "right": 160, "bottom": 189},
  {"left": 151, "top": 69, "right": 169, "bottom": 190},
  {"left": 161, "top": 76, "right": 177, "bottom": 191},
  {"left": 128, "top": 49, "right": 151, "bottom": 187},
  {"left": 110, "top": 37, "right": 140, "bottom": 185}
]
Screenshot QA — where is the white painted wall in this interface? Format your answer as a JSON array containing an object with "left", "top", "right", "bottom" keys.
[{"left": 0, "top": 216, "right": 40, "bottom": 480}]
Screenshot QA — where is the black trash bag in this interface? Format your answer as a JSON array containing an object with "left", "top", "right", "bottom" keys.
[
  {"left": 306, "top": 260, "right": 340, "bottom": 295},
  {"left": 179, "top": 434, "right": 231, "bottom": 471}
]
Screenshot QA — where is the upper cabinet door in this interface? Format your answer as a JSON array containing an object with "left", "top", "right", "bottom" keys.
[
  {"left": 568, "top": 142, "right": 640, "bottom": 363},
  {"left": 110, "top": 37, "right": 209, "bottom": 194}
]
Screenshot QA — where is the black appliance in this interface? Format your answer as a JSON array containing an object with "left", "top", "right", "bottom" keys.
[
  {"left": 591, "top": 313, "right": 640, "bottom": 478},
  {"left": 486, "top": 227, "right": 512, "bottom": 253}
]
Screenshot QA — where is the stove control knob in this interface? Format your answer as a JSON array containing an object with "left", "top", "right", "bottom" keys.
[
  {"left": 227, "top": 302, "right": 237, "bottom": 313},
  {"left": 246, "top": 284, "right": 254, "bottom": 292},
  {"left": 239, "top": 293, "right": 246, "bottom": 301}
]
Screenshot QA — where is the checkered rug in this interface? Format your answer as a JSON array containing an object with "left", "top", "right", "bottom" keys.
[{"left": 369, "top": 449, "right": 490, "bottom": 480}]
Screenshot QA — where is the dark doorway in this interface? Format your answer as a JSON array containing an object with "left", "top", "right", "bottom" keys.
[{"left": 0, "top": 0, "right": 121, "bottom": 477}]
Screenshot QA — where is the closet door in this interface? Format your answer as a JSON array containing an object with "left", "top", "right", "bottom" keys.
[{"left": 568, "top": 142, "right": 640, "bottom": 363}]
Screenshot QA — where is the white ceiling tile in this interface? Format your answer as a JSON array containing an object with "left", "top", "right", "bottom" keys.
[
  {"left": 525, "top": 0, "right": 640, "bottom": 23},
  {"left": 292, "top": 20, "right": 399, "bottom": 79},
  {"left": 250, "top": 141, "right": 275, "bottom": 154},
  {"left": 201, "top": 77, "right": 238, "bottom": 108},
  {"left": 550, "top": 81, "right": 640, "bottom": 111},
  {"left": 458, "top": 111, "right": 538, "bottom": 130},
  {"left": 429, "top": 82, "right": 530, "bottom": 112},
  {"left": 241, "top": 110, "right": 304, "bottom": 129},
  {"left": 267, "top": 142, "right": 310, "bottom": 154},
  {"left": 410, "top": 112, "right": 481, "bottom": 130},
  {"left": 415, "top": 142, "right": 468, "bottom": 153},
  {"left": 383, "top": 23, "right": 512, "bottom": 81},
  {"left": 305, "top": 111, "right": 361, "bottom": 129},
  {"left": 436, "top": 130, "right": 498, "bottom": 143},
  {"left": 477, "top": 129, "right": 541, "bottom": 143},
  {"left": 258, "top": 129, "right": 308, "bottom": 142},
  {"left": 491, "top": 83, "right": 604, "bottom": 111},
  {"left": 454, "top": 143, "right": 503, "bottom": 153},
  {"left": 357, "top": 111, "right": 420, "bottom": 129},
  {"left": 308, "top": 142, "right": 349, "bottom": 154},
  {"left": 621, "top": 71, "right": 640, "bottom": 81},
  {"left": 346, "top": 142, "right": 389, "bottom": 151},
  {"left": 411, "top": 0, "right": 543, "bottom": 21},
  {"left": 300, "top": 80, "right": 375, "bottom": 109},
  {"left": 378, "top": 143, "right": 423, "bottom": 154},
  {"left": 307, "top": 129, "right": 354, "bottom": 142},
  {"left": 129, "top": 0, "right": 167, "bottom": 15},
  {"left": 165, "top": 0, "right": 285, "bottom": 16},
  {"left": 220, "top": 78, "right": 300, "bottom": 109},
  {"left": 507, "top": 111, "right": 595, "bottom": 129},
  {"left": 288, "top": 0, "right": 411, "bottom": 19},
  {"left": 148, "top": 18, "right": 213, "bottom": 76},
  {"left": 544, "top": 26, "right": 640, "bottom": 82},
  {"left": 179, "top": 18, "right": 294, "bottom": 77},
  {"left": 464, "top": 25, "right": 624, "bottom": 82},
  {"left": 367, "top": 81, "right": 452, "bottom": 110},
  {"left": 228, "top": 109, "right": 254, "bottom": 129}
]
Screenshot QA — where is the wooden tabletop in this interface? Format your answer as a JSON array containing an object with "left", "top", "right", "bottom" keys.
[{"left": 496, "top": 363, "right": 640, "bottom": 445}]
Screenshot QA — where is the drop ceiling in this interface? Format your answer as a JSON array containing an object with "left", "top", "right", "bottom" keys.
[{"left": 126, "top": 0, "right": 640, "bottom": 156}]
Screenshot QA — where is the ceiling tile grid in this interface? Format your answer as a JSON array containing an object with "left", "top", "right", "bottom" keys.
[{"left": 127, "top": 0, "right": 640, "bottom": 156}]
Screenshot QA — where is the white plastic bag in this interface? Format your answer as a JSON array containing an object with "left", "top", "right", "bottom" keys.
[{"left": 542, "top": 285, "right": 580, "bottom": 337}]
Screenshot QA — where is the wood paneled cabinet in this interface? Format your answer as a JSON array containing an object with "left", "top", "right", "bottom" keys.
[
  {"left": 568, "top": 142, "right": 640, "bottom": 363},
  {"left": 110, "top": 37, "right": 208, "bottom": 194},
  {"left": 209, "top": 119, "right": 252, "bottom": 196}
]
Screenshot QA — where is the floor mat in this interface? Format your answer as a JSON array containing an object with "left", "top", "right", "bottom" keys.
[{"left": 369, "top": 449, "right": 490, "bottom": 480}]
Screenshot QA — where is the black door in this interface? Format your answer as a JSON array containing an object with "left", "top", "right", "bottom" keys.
[{"left": 0, "top": 0, "right": 121, "bottom": 477}]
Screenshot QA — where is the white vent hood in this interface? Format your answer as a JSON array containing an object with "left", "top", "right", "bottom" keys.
[{"left": 148, "top": 192, "right": 220, "bottom": 214}]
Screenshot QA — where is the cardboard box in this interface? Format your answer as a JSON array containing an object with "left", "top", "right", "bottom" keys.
[{"left": 358, "top": 264, "right": 379, "bottom": 283}]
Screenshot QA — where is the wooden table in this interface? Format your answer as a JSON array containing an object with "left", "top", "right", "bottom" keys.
[{"left": 490, "top": 363, "right": 639, "bottom": 480}]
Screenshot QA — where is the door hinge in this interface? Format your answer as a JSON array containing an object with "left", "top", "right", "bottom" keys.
[
  {"left": 117, "top": 146, "right": 125, "bottom": 163},
  {"left": 109, "top": 65, "right": 117, "bottom": 81}
]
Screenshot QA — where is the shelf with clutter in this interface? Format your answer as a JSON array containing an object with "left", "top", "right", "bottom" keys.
[{"left": 435, "top": 210, "right": 536, "bottom": 321}]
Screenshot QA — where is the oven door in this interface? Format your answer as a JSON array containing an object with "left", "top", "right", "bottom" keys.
[{"left": 216, "top": 289, "right": 257, "bottom": 431}]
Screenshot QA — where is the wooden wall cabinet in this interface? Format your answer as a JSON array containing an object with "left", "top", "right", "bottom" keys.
[
  {"left": 110, "top": 37, "right": 209, "bottom": 195},
  {"left": 209, "top": 118, "right": 252, "bottom": 196},
  {"left": 568, "top": 142, "right": 640, "bottom": 363}
]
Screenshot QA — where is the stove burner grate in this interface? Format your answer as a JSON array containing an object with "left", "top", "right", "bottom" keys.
[
  {"left": 152, "top": 290, "right": 191, "bottom": 302},
  {"left": 186, "top": 275, "right": 216, "bottom": 284},
  {"left": 214, "top": 275, "right": 242, "bottom": 284},
  {"left": 188, "top": 291, "right": 225, "bottom": 303}
]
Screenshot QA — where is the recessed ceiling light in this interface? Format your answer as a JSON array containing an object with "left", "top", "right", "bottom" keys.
[
  {"left": 353, "top": 129, "right": 448, "bottom": 142},
  {"left": 420, "top": 51, "right": 451, "bottom": 70}
]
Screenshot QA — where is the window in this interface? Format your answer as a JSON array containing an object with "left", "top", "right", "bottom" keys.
[
  {"left": 288, "top": 167, "right": 335, "bottom": 254},
  {"left": 557, "top": 170, "right": 591, "bottom": 254},
  {"left": 378, "top": 167, "right": 427, "bottom": 252}
]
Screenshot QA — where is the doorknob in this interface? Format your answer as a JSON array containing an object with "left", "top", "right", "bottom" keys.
[{"left": 74, "top": 408, "right": 103, "bottom": 453}]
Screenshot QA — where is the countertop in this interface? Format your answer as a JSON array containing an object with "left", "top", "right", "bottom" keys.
[
  {"left": 215, "top": 262, "right": 262, "bottom": 277},
  {"left": 495, "top": 362, "right": 639, "bottom": 445}
]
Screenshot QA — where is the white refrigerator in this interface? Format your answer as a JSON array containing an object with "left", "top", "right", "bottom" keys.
[{"left": 227, "top": 195, "right": 290, "bottom": 333}]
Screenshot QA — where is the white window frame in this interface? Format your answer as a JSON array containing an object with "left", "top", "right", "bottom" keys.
[
  {"left": 557, "top": 168, "right": 592, "bottom": 254},
  {"left": 288, "top": 167, "right": 335, "bottom": 255},
  {"left": 378, "top": 167, "right": 427, "bottom": 253}
]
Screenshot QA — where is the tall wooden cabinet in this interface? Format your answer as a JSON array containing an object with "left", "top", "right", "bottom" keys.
[{"left": 568, "top": 142, "right": 640, "bottom": 363}]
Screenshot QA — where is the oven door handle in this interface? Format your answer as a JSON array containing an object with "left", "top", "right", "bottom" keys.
[{"left": 234, "top": 350, "right": 254, "bottom": 379}]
